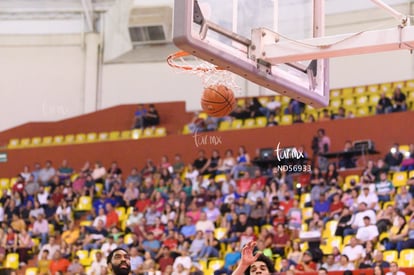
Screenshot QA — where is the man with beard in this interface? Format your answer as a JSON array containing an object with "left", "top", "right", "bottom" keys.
[{"left": 107, "top": 248, "right": 131, "bottom": 275}]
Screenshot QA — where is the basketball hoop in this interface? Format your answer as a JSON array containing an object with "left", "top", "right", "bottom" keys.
[{"left": 166, "top": 51, "right": 240, "bottom": 92}]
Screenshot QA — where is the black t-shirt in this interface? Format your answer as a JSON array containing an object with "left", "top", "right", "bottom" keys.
[{"left": 193, "top": 158, "right": 208, "bottom": 171}]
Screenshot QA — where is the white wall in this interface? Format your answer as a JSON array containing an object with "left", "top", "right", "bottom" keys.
[{"left": 0, "top": 34, "right": 99, "bottom": 131}]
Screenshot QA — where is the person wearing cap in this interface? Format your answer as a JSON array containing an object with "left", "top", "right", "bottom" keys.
[
  {"left": 107, "top": 247, "right": 131, "bottom": 275},
  {"left": 231, "top": 240, "right": 275, "bottom": 275}
]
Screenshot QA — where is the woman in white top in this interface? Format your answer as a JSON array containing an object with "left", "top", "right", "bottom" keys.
[{"left": 218, "top": 149, "right": 237, "bottom": 174}]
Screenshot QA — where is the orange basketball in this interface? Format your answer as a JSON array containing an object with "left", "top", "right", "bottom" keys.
[{"left": 200, "top": 85, "right": 236, "bottom": 117}]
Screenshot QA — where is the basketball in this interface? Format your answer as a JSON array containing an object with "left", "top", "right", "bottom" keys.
[{"left": 200, "top": 84, "right": 236, "bottom": 117}]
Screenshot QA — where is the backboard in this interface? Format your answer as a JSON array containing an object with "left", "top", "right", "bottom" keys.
[
  {"left": 173, "top": 0, "right": 330, "bottom": 107},
  {"left": 172, "top": 0, "right": 414, "bottom": 108}
]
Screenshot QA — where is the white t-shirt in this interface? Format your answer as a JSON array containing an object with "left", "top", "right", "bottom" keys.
[
  {"left": 357, "top": 193, "right": 379, "bottom": 210},
  {"left": 356, "top": 224, "right": 379, "bottom": 242},
  {"left": 173, "top": 256, "right": 192, "bottom": 270},
  {"left": 342, "top": 244, "right": 365, "bottom": 262},
  {"left": 352, "top": 209, "right": 377, "bottom": 228}
]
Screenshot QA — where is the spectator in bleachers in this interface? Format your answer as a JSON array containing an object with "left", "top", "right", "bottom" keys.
[
  {"left": 356, "top": 216, "right": 379, "bottom": 244},
  {"left": 247, "top": 97, "right": 265, "bottom": 118},
  {"left": 192, "top": 150, "right": 208, "bottom": 175},
  {"left": 246, "top": 183, "right": 264, "bottom": 206},
  {"left": 38, "top": 160, "right": 56, "bottom": 186},
  {"left": 376, "top": 92, "right": 393, "bottom": 114},
  {"left": 286, "top": 241, "right": 303, "bottom": 266},
  {"left": 344, "top": 202, "right": 376, "bottom": 236},
  {"left": 400, "top": 218, "right": 414, "bottom": 250},
  {"left": 357, "top": 186, "right": 379, "bottom": 211},
  {"left": 202, "top": 149, "right": 221, "bottom": 176},
  {"left": 336, "top": 254, "right": 355, "bottom": 271},
  {"left": 172, "top": 154, "right": 185, "bottom": 177},
  {"left": 372, "top": 159, "right": 390, "bottom": 181},
  {"left": 321, "top": 254, "right": 340, "bottom": 271},
  {"left": 375, "top": 171, "right": 395, "bottom": 202},
  {"left": 31, "top": 213, "right": 49, "bottom": 245},
  {"left": 11, "top": 212, "right": 26, "bottom": 233},
  {"left": 376, "top": 204, "right": 395, "bottom": 235},
  {"left": 67, "top": 255, "right": 84, "bottom": 275},
  {"left": 83, "top": 219, "right": 108, "bottom": 251},
  {"left": 25, "top": 174, "right": 40, "bottom": 196},
  {"left": 38, "top": 235, "right": 60, "bottom": 260},
  {"left": 92, "top": 161, "right": 107, "bottom": 184},
  {"left": 132, "top": 103, "right": 147, "bottom": 129},
  {"left": 266, "top": 113, "right": 278, "bottom": 126},
  {"left": 385, "top": 212, "right": 408, "bottom": 251},
  {"left": 57, "top": 159, "right": 74, "bottom": 182},
  {"left": 20, "top": 165, "right": 32, "bottom": 182},
  {"left": 313, "top": 193, "right": 331, "bottom": 222},
  {"left": 101, "top": 235, "right": 118, "bottom": 257},
  {"left": 307, "top": 113, "right": 316, "bottom": 123},
  {"left": 271, "top": 223, "right": 289, "bottom": 257},
  {"left": 143, "top": 104, "right": 160, "bottom": 128},
  {"left": 284, "top": 99, "right": 304, "bottom": 116},
  {"left": 309, "top": 179, "right": 328, "bottom": 208},
  {"left": 232, "top": 145, "right": 251, "bottom": 179},
  {"left": 403, "top": 198, "right": 414, "bottom": 217},
  {"left": 325, "top": 163, "right": 339, "bottom": 186},
  {"left": 37, "top": 249, "right": 51, "bottom": 275},
  {"left": 373, "top": 251, "right": 390, "bottom": 269},
  {"left": 263, "top": 96, "right": 281, "bottom": 118},
  {"left": 361, "top": 160, "right": 376, "bottom": 184},
  {"left": 318, "top": 109, "right": 331, "bottom": 121},
  {"left": 316, "top": 128, "right": 331, "bottom": 172},
  {"left": 401, "top": 145, "right": 414, "bottom": 171},
  {"left": 395, "top": 185, "right": 413, "bottom": 212},
  {"left": 332, "top": 107, "right": 346, "bottom": 120},
  {"left": 155, "top": 246, "right": 174, "bottom": 273},
  {"left": 172, "top": 248, "right": 192, "bottom": 273},
  {"left": 219, "top": 150, "right": 237, "bottom": 175},
  {"left": 392, "top": 87, "right": 407, "bottom": 112},
  {"left": 293, "top": 250, "right": 317, "bottom": 273},
  {"left": 384, "top": 144, "right": 404, "bottom": 171},
  {"left": 342, "top": 236, "right": 365, "bottom": 264},
  {"left": 386, "top": 261, "right": 407, "bottom": 275},
  {"left": 229, "top": 104, "right": 250, "bottom": 120},
  {"left": 87, "top": 250, "right": 107, "bottom": 275}
]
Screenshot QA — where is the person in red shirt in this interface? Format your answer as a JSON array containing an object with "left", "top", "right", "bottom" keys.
[
  {"left": 105, "top": 203, "right": 119, "bottom": 228},
  {"left": 11, "top": 175, "right": 25, "bottom": 194},
  {"left": 49, "top": 250, "right": 70, "bottom": 274},
  {"left": 329, "top": 193, "right": 345, "bottom": 220},
  {"left": 272, "top": 223, "right": 290, "bottom": 257},
  {"left": 293, "top": 250, "right": 317, "bottom": 272},
  {"left": 135, "top": 193, "right": 151, "bottom": 213},
  {"left": 279, "top": 191, "right": 294, "bottom": 216},
  {"left": 156, "top": 246, "right": 175, "bottom": 273}
]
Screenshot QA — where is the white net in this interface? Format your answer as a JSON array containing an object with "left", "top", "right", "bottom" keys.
[{"left": 167, "top": 51, "right": 240, "bottom": 92}]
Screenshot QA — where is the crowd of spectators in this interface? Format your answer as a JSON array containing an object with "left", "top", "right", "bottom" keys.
[
  {"left": 0, "top": 142, "right": 414, "bottom": 274},
  {"left": 186, "top": 87, "right": 411, "bottom": 133}
]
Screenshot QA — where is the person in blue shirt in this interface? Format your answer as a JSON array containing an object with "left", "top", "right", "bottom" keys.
[{"left": 180, "top": 216, "right": 196, "bottom": 238}]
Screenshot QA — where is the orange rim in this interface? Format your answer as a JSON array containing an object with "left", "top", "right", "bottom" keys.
[{"left": 166, "top": 51, "right": 224, "bottom": 72}]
